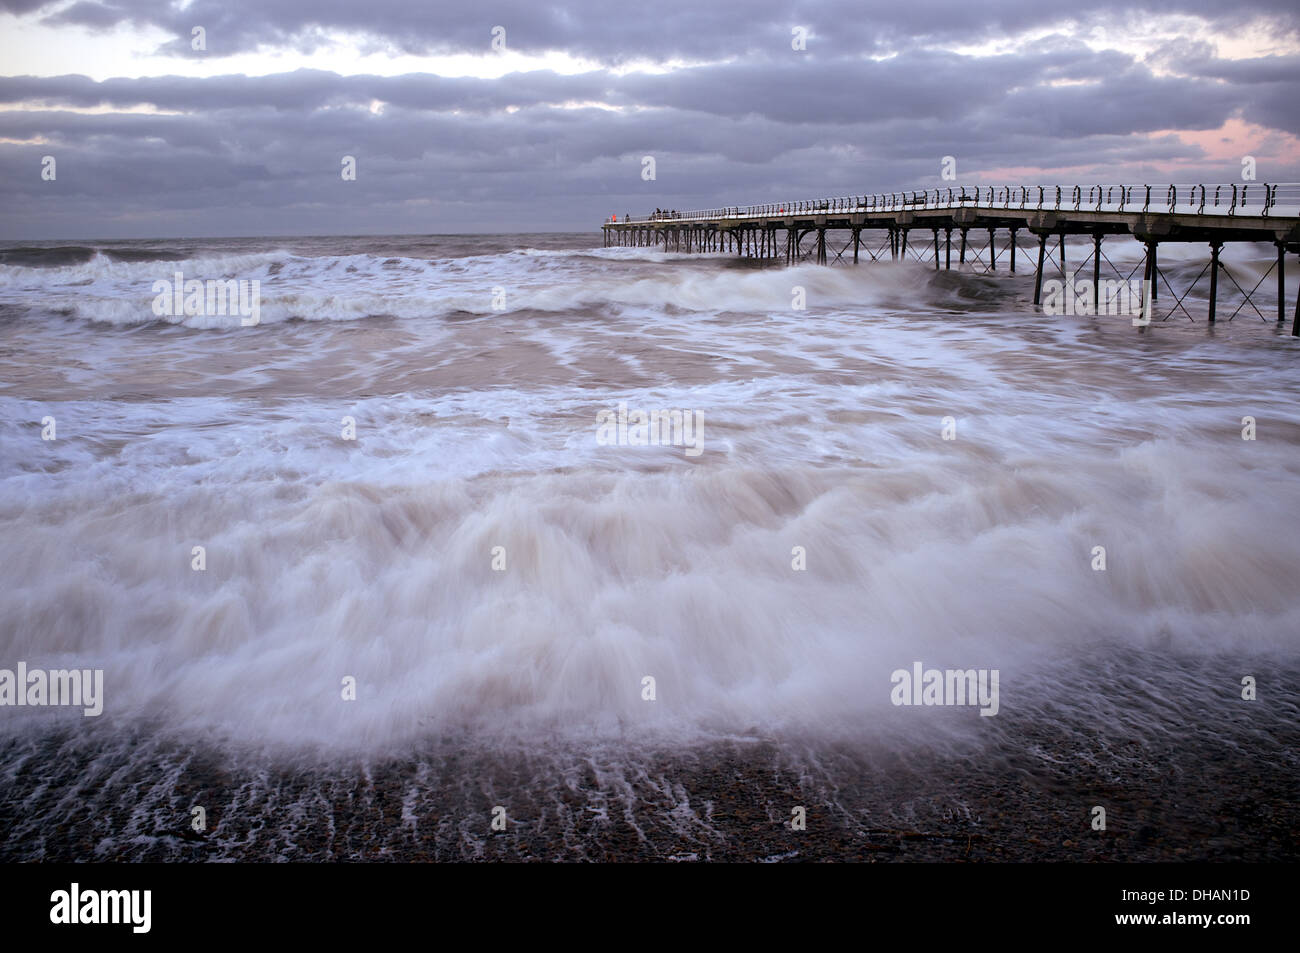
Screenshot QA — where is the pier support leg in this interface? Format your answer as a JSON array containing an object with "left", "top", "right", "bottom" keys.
[
  {"left": 1209, "top": 242, "right": 1220, "bottom": 324},
  {"left": 988, "top": 229, "right": 996, "bottom": 271},
  {"left": 1278, "top": 242, "right": 1286, "bottom": 323},
  {"left": 853, "top": 228, "right": 861, "bottom": 264},
  {"left": 1151, "top": 242, "right": 1158, "bottom": 301},
  {"left": 1033, "top": 234, "right": 1047, "bottom": 305},
  {"left": 817, "top": 228, "right": 827, "bottom": 265},
  {"left": 932, "top": 229, "right": 940, "bottom": 271},
  {"left": 1143, "top": 242, "right": 1155, "bottom": 310},
  {"left": 1059, "top": 235, "right": 1066, "bottom": 278},
  {"left": 1293, "top": 255, "right": 1300, "bottom": 336},
  {"left": 945, "top": 229, "right": 951, "bottom": 270},
  {"left": 1009, "top": 229, "right": 1017, "bottom": 273},
  {"left": 959, "top": 228, "right": 967, "bottom": 266},
  {"left": 1093, "top": 234, "right": 1101, "bottom": 312},
  {"left": 901, "top": 229, "right": 908, "bottom": 259}
]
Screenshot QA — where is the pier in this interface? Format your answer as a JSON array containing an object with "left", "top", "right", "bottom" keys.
[{"left": 602, "top": 183, "right": 1300, "bottom": 334}]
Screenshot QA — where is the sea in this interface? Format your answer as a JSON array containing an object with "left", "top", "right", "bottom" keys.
[{"left": 0, "top": 232, "right": 1297, "bottom": 861}]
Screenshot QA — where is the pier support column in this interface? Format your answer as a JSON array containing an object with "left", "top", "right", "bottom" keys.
[
  {"left": 932, "top": 229, "right": 940, "bottom": 271},
  {"left": 900, "top": 228, "right": 909, "bottom": 259},
  {"left": 1033, "top": 234, "right": 1047, "bottom": 305},
  {"left": 1209, "top": 242, "right": 1221, "bottom": 324},
  {"left": 988, "top": 229, "right": 996, "bottom": 271},
  {"left": 1009, "top": 228, "right": 1017, "bottom": 273},
  {"left": 1143, "top": 241, "right": 1158, "bottom": 307},
  {"left": 959, "top": 228, "right": 968, "bottom": 266},
  {"left": 853, "top": 228, "right": 861, "bottom": 264},
  {"left": 1059, "top": 235, "right": 1066, "bottom": 279},
  {"left": 1093, "top": 234, "right": 1102, "bottom": 311},
  {"left": 1278, "top": 242, "right": 1287, "bottom": 323},
  {"left": 817, "top": 228, "right": 827, "bottom": 265},
  {"left": 945, "top": 228, "right": 952, "bottom": 270},
  {"left": 1150, "top": 242, "right": 1158, "bottom": 301},
  {"left": 1293, "top": 254, "right": 1300, "bottom": 336}
]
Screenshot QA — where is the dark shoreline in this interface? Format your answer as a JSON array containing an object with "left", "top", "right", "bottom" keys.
[{"left": 3, "top": 654, "right": 1296, "bottom": 863}]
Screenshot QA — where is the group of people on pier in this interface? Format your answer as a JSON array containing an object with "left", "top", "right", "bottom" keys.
[{"left": 607, "top": 209, "right": 685, "bottom": 223}]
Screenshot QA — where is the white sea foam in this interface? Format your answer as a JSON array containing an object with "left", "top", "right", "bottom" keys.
[{"left": 1, "top": 235, "right": 1297, "bottom": 754}]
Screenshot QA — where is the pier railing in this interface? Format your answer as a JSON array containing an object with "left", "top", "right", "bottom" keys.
[{"left": 620, "top": 183, "right": 1300, "bottom": 223}]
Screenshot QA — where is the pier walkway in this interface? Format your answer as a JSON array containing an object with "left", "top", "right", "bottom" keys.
[{"left": 602, "top": 183, "right": 1300, "bottom": 334}]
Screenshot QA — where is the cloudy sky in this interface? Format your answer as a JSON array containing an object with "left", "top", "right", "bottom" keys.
[{"left": 1, "top": 0, "right": 1298, "bottom": 238}]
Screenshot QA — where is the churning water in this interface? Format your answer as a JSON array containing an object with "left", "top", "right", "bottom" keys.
[{"left": 1, "top": 233, "right": 1296, "bottom": 860}]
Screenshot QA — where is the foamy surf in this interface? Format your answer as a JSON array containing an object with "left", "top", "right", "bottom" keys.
[{"left": 1, "top": 232, "right": 1298, "bottom": 861}]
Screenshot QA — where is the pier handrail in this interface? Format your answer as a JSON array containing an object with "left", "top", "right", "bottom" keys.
[{"left": 614, "top": 183, "right": 1300, "bottom": 224}]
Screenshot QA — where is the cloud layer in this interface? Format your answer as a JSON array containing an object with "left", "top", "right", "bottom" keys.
[{"left": 1, "top": 0, "right": 1298, "bottom": 237}]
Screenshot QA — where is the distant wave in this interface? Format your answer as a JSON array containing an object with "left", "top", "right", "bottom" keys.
[
  {"left": 0, "top": 245, "right": 990, "bottom": 328},
  {"left": 0, "top": 245, "right": 99, "bottom": 267}
]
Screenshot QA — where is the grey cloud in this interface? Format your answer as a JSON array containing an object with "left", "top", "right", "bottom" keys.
[
  {"left": 16, "top": 0, "right": 1300, "bottom": 63},
  {"left": 2, "top": 1, "right": 1297, "bottom": 237}
]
